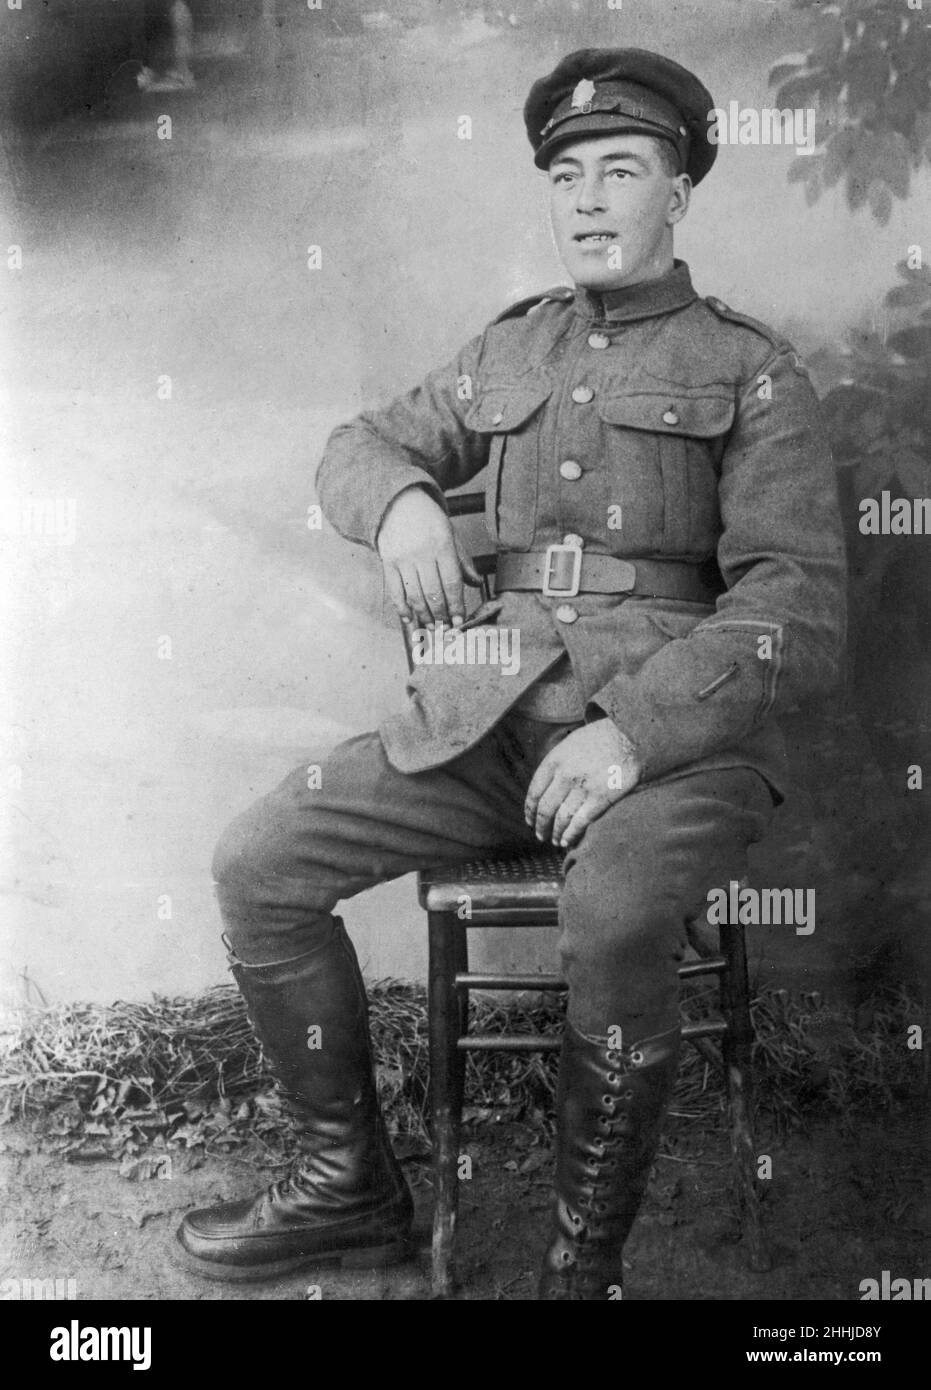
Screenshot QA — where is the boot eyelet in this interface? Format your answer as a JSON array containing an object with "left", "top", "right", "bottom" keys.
[
  {"left": 606, "top": 1071, "right": 619, "bottom": 1085},
  {"left": 606, "top": 1050, "right": 620, "bottom": 1065},
  {"left": 630, "top": 1049, "right": 645, "bottom": 1066},
  {"left": 624, "top": 1089, "right": 635, "bottom": 1101}
]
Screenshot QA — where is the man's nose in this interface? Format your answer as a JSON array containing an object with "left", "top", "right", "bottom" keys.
[{"left": 575, "top": 174, "right": 607, "bottom": 213}]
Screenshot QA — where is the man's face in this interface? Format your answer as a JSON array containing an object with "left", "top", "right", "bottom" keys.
[{"left": 546, "top": 134, "right": 690, "bottom": 292}]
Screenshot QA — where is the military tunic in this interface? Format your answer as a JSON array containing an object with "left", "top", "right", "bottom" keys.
[{"left": 316, "top": 261, "right": 847, "bottom": 792}]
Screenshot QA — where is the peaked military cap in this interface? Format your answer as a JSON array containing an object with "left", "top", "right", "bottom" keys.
[{"left": 524, "top": 47, "right": 717, "bottom": 184}]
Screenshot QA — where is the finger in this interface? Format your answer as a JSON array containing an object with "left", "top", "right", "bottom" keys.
[
  {"left": 524, "top": 756, "right": 556, "bottom": 827},
  {"left": 436, "top": 546, "right": 466, "bottom": 626},
  {"left": 454, "top": 536, "right": 483, "bottom": 588},
  {"left": 384, "top": 564, "right": 411, "bottom": 623},
  {"left": 534, "top": 777, "right": 572, "bottom": 842},
  {"left": 416, "top": 559, "right": 451, "bottom": 627},
  {"left": 398, "top": 563, "right": 432, "bottom": 629},
  {"left": 551, "top": 786, "right": 586, "bottom": 845},
  {"left": 559, "top": 796, "right": 609, "bottom": 849}
]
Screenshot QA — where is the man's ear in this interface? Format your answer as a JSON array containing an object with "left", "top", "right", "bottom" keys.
[{"left": 667, "top": 173, "right": 692, "bottom": 227}]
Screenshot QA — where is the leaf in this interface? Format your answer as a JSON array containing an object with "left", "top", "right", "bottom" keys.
[
  {"left": 808, "top": 344, "right": 857, "bottom": 382},
  {"left": 820, "top": 384, "right": 888, "bottom": 437},
  {"left": 888, "top": 326, "right": 931, "bottom": 359},
  {"left": 518, "top": 1148, "right": 548, "bottom": 1175},
  {"left": 893, "top": 257, "right": 931, "bottom": 283},
  {"left": 879, "top": 131, "right": 911, "bottom": 200},
  {"left": 809, "top": 12, "right": 845, "bottom": 66},
  {"left": 769, "top": 57, "right": 807, "bottom": 87},
  {"left": 846, "top": 163, "right": 869, "bottom": 212},
  {"left": 914, "top": 108, "right": 931, "bottom": 160},
  {"left": 847, "top": 327, "right": 894, "bottom": 364},
  {"left": 822, "top": 127, "right": 858, "bottom": 188},
  {"left": 884, "top": 283, "right": 931, "bottom": 310},
  {"left": 775, "top": 71, "right": 831, "bottom": 108},
  {"left": 867, "top": 180, "right": 893, "bottom": 226},
  {"left": 845, "top": 42, "right": 891, "bottom": 115},
  {"left": 788, "top": 154, "right": 822, "bottom": 185},
  {"left": 119, "top": 1154, "right": 173, "bottom": 1181},
  {"left": 859, "top": 408, "right": 890, "bottom": 444},
  {"left": 174, "top": 1149, "right": 206, "bottom": 1173},
  {"left": 65, "top": 1145, "right": 111, "bottom": 1163}
]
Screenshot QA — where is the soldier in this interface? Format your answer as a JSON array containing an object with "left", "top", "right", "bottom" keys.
[{"left": 177, "top": 48, "right": 846, "bottom": 1299}]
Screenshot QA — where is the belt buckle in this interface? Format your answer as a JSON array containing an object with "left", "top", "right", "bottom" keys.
[{"left": 542, "top": 542, "right": 582, "bottom": 598}]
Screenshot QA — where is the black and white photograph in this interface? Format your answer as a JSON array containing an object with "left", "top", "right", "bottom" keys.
[{"left": 1, "top": 0, "right": 928, "bottom": 1330}]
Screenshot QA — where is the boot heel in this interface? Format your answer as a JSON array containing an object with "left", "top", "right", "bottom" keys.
[{"left": 339, "top": 1239, "right": 410, "bottom": 1269}]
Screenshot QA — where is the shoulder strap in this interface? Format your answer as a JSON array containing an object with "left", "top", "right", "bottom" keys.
[
  {"left": 704, "top": 294, "right": 813, "bottom": 376},
  {"left": 492, "top": 285, "right": 575, "bottom": 324},
  {"left": 702, "top": 295, "right": 788, "bottom": 352}
]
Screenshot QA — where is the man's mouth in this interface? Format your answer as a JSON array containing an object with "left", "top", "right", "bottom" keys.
[{"left": 573, "top": 231, "right": 618, "bottom": 245}]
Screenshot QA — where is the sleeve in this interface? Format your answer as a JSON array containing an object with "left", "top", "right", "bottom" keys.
[
  {"left": 587, "top": 345, "right": 848, "bottom": 780},
  {"left": 314, "top": 331, "right": 491, "bottom": 549}
]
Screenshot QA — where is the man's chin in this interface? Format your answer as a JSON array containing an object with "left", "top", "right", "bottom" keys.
[{"left": 563, "top": 253, "right": 636, "bottom": 294}]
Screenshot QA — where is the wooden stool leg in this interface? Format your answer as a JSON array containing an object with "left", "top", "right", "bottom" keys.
[
  {"left": 428, "top": 910, "right": 467, "bottom": 1297},
  {"left": 720, "top": 920, "right": 771, "bottom": 1272}
]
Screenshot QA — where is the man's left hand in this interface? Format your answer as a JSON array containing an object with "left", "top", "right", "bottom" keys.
[{"left": 524, "top": 719, "right": 643, "bottom": 849}]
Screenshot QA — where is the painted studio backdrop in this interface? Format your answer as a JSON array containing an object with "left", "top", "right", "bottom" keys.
[{"left": 1, "top": 0, "right": 929, "bottom": 1011}]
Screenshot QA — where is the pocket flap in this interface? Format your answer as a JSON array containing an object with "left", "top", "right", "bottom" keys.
[
  {"left": 465, "top": 381, "right": 553, "bottom": 433},
  {"left": 598, "top": 392, "right": 735, "bottom": 438}
]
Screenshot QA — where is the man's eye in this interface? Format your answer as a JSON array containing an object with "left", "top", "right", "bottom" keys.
[
  {"left": 606, "top": 168, "right": 632, "bottom": 180},
  {"left": 551, "top": 171, "right": 576, "bottom": 185}
]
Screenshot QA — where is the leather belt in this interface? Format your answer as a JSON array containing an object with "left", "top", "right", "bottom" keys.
[{"left": 495, "top": 546, "right": 722, "bottom": 604}]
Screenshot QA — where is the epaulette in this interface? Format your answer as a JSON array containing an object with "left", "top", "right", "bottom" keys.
[
  {"left": 492, "top": 285, "right": 575, "bottom": 324},
  {"left": 702, "top": 295, "right": 788, "bottom": 352},
  {"left": 704, "top": 294, "right": 812, "bottom": 376}
]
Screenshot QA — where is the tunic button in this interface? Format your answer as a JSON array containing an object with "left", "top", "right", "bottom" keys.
[
  {"left": 559, "top": 460, "right": 582, "bottom": 481},
  {"left": 555, "top": 604, "right": 579, "bottom": 624},
  {"left": 491, "top": 410, "right": 504, "bottom": 425},
  {"left": 562, "top": 533, "right": 584, "bottom": 548},
  {"left": 662, "top": 407, "right": 680, "bottom": 426},
  {"left": 571, "top": 385, "right": 595, "bottom": 404},
  {"left": 587, "top": 332, "right": 610, "bottom": 350}
]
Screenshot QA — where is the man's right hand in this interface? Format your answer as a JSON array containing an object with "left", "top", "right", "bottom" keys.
[{"left": 376, "top": 487, "right": 482, "bottom": 628}]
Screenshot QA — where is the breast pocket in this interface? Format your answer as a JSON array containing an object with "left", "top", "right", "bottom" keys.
[
  {"left": 597, "top": 391, "right": 735, "bottom": 556},
  {"left": 465, "top": 381, "right": 552, "bottom": 549}
]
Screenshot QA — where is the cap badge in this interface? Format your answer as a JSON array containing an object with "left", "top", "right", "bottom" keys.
[{"left": 570, "top": 78, "right": 596, "bottom": 114}]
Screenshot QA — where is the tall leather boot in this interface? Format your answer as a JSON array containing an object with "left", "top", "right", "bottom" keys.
[
  {"left": 176, "top": 918, "right": 413, "bottom": 1280},
  {"left": 539, "top": 1021, "right": 680, "bottom": 1300}
]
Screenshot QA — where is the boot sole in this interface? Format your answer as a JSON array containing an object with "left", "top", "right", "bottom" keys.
[{"left": 174, "top": 1234, "right": 413, "bottom": 1284}]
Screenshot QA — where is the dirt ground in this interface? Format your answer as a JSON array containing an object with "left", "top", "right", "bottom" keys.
[{"left": 2, "top": 1107, "right": 927, "bottom": 1302}]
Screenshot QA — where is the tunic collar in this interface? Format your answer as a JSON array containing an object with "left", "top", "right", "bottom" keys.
[{"left": 575, "top": 259, "right": 696, "bottom": 324}]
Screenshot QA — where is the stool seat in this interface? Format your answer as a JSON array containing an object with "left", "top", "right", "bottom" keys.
[{"left": 418, "top": 849, "right": 563, "bottom": 916}]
